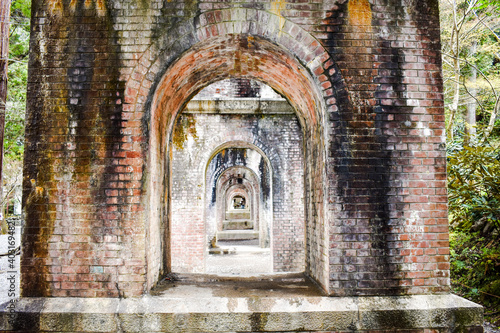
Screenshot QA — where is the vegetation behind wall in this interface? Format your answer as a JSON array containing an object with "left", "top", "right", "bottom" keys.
[
  {"left": 440, "top": 0, "right": 500, "bottom": 324},
  {"left": 1, "top": 0, "right": 29, "bottom": 232}
]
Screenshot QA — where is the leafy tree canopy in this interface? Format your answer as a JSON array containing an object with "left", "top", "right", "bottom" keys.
[{"left": 5, "top": 0, "right": 30, "bottom": 161}]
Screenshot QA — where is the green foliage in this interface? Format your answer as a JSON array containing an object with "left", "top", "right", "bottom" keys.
[
  {"left": 442, "top": 0, "right": 500, "bottom": 313},
  {"left": 5, "top": 58, "right": 28, "bottom": 160},
  {"left": 448, "top": 147, "right": 500, "bottom": 323},
  {"left": 440, "top": 0, "right": 500, "bottom": 141},
  {"left": 10, "top": 0, "right": 30, "bottom": 19},
  {"left": 447, "top": 144, "right": 500, "bottom": 230},
  {"left": 450, "top": 231, "right": 500, "bottom": 314},
  {"left": 4, "top": 0, "right": 30, "bottom": 161},
  {"left": 477, "top": 0, "right": 500, "bottom": 11},
  {"left": 8, "top": 25, "right": 29, "bottom": 60},
  {"left": 2, "top": 0, "right": 31, "bottom": 223},
  {"left": 9, "top": 0, "right": 30, "bottom": 60}
]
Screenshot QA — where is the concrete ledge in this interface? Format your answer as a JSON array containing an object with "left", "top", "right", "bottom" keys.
[
  {"left": 222, "top": 220, "right": 254, "bottom": 230},
  {"left": 0, "top": 294, "right": 482, "bottom": 332},
  {"left": 217, "top": 230, "right": 259, "bottom": 240},
  {"left": 183, "top": 99, "right": 294, "bottom": 114}
]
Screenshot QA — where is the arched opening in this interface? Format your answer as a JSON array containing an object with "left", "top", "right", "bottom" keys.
[
  {"left": 148, "top": 34, "right": 328, "bottom": 291},
  {"left": 231, "top": 195, "right": 247, "bottom": 210},
  {"left": 206, "top": 164, "right": 271, "bottom": 275},
  {"left": 213, "top": 165, "right": 261, "bottom": 246},
  {"left": 170, "top": 76, "right": 306, "bottom": 275}
]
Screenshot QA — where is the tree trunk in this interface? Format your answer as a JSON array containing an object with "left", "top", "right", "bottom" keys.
[
  {"left": 482, "top": 95, "right": 500, "bottom": 143},
  {"left": 465, "top": 41, "right": 477, "bottom": 146},
  {"left": 0, "top": 0, "right": 11, "bottom": 211},
  {"left": 447, "top": 56, "right": 461, "bottom": 140},
  {"left": 446, "top": 1, "right": 460, "bottom": 141}
]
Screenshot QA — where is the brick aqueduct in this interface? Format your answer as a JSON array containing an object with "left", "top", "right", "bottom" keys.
[
  {"left": 13, "top": 0, "right": 484, "bottom": 330},
  {"left": 9, "top": 0, "right": 486, "bottom": 330},
  {"left": 24, "top": 0, "right": 448, "bottom": 297}
]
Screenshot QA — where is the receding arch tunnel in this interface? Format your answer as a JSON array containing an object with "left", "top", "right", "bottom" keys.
[
  {"left": 148, "top": 34, "right": 328, "bottom": 288},
  {"left": 169, "top": 76, "right": 307, "bottom": 274}
]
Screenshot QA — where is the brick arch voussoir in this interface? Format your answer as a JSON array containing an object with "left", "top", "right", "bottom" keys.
[
  {"left": 217, "top": 167, "right": 261, "bottom": 209},
  {"left": 217, "top": 166, "right": 260, "bottom": 220},
  {"left": 218, "top": 166, "right": 260, "bottom": 188},
  {"left": 198, "top": 139, "right": 279, "bottom": 181},
  {"left": 198, "top": 137, "right": 258, "bottom": 175},
  {"left": 212, "top": 165, "right": 261, "bottom": 205},
  {"left": 149, "top": 33, "right": 332, "bottom": 159},
  {"left": 125, "top": 8, "right": 342, "bottom": 120},
  {"left": 220, "top": 174, "right": 258, "bottom": 204},
  {"left": 227, "top": 187, "right": 252, "bottom": 205}
]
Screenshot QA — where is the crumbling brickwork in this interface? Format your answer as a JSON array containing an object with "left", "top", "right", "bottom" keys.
[{"left": 22, "top": 0, "right": 448, "bottom": 297}]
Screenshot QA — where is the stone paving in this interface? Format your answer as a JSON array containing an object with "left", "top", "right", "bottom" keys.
[{"left": 206, "top": 241, "right": 273, "bottom": 276}]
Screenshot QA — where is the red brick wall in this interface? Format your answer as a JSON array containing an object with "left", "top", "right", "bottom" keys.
[
  {"left": 321, "top": 0, "right": 448, "bottom": 296},
  {"left": 22, "top": 0, "right": 448, "bottom": 297}
]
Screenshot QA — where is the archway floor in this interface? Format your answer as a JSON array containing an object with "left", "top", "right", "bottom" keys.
[
  {"left": 151, "top": 272, "right": 325, "bottom": 297},
  {"left": 206, "top": 240, "right": 272, "bottom": 276}
]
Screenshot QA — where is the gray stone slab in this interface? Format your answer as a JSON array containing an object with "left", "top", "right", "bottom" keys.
[
  {"left": 183, "top": 99, "right": 294, "bottom": 114},
  {"left": 217, "top": 230, "right": 259, "bottom": 240},
  {"left": 0, "top": 294, "right": 482, "bottom": 332}
]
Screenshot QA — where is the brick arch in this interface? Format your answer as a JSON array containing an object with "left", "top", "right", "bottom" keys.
[
  {"left": 126, "top": 8, "right": 341, "bottom": 115},
  {"left": 216, "top": 166, "right": 260, "bottom": 235},
  {"left": 134, "top": 13, "right": 343, "bottom": 290},
  {"left": 148, "top": 33, "right": 325, "bottom": 184},
  {"left": 200, "top": 140, "right": 277, "bottom": 178},
  {"left": 146, "top": 31, "right": 334, "bottom": 291},
  {"left": 202, "top": 141, "right": 276, "bottom": 242},
  {"left": 180, "top": 138, "right": 279, "bottom": 256},
  {"left": 226, "top": 189, "right": 251, "bottom": 213},
  {"left": 150, "top": 34, "right": 324, "bottom": 138},
  {"left": 205, "top": 148, "right": 271, "bottom": 246},
  {"left": 197, "top": 139, "right": 280, "bottom": 180}
]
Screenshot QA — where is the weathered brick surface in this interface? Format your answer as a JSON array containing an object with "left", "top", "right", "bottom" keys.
[{"left": 22, "top": 0, "right": 448, "bottom": 297}]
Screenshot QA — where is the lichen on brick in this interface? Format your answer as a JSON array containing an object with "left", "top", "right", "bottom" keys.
[
  {"left": 172, "top": 114, "right": 198, "bottom": 150},
  {"left": 348, "top": 0, "right": 372, "bottom": 29}
]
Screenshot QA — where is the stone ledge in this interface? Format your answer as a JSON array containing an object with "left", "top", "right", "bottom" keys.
[
  {"left": 183, "top": 99, "right": 294, "bottom": 114},
  {"left": 217, "top": 230, "right": 260, "bottom": 240},
  {"left": 0, "top": 294, "right": 482, "bottom": 332}
]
